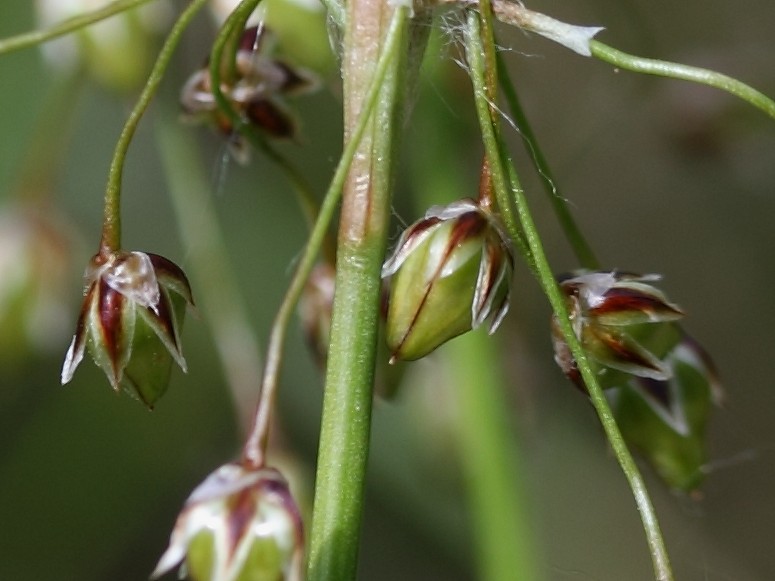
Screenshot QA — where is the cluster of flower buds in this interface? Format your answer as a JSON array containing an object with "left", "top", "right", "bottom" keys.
[
  {"left": 382, "top": 198, "right": 514, "bottom": 363},
  {"left": 60, "top": 250, "right": 193, "bottom": 409},
  {"left": 551, "top": 270, "right": 723, "bottom": 491},
  {"left": 35, "top": 0, "right": 170, "bottom": 92},
  {"left": 181, "top": 25, "right": 318, "bottom": 163},
  {"left": 153, "top": 463, "right": 304, "bottom": 581}
]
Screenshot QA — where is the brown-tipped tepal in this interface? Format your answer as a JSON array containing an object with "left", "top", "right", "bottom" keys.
[
  {"left": 60, "top": 250, "right": 193, "bottom": 408},
  {"left": 551, "top": 270, "right": 723, "bottom": 492},
  {"left": 152, "top": 463, "right": 305, "bottom": 581},
  {"left": 551, "top": 270, "right": 684, "bottom": 383},
  {"left": 382, "top": 199, "right": 513, "bottom": 363}
]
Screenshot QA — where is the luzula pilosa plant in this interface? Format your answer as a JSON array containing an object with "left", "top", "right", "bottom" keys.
[{"left": 3, "top": 0, "right": 775, "bottom": 579}]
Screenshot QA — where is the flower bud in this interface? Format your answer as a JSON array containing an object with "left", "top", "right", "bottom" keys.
[
  {"left": 382, "top": 199, "right": 513, "bottom": 363},
  {"left": 152, "top": 464, "right": 304, "bottom": 581},
  {"left": 60, "top": 250, "right": 194, "bottom": 408},
  {"left": 180, "top": 25, "right": 318, "bottom": 163},
  {"left": 35, "top": 0, "right": 171, "bottom": 92},
  {"left": 551, "top": 270, "right": 723, "bottom": 491},
  {"left": 551, "top": 271, "right": 684, "bottom": 385}
]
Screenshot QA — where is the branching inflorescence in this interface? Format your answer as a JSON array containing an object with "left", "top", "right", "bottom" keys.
[{"left": 2, "top": 0, "right": 774, "bottom": 579}]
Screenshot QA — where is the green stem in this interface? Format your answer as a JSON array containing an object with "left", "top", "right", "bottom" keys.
[
  {"left": 464, "top": 10, "right": 533, "bottom": 273},
  {"left": 495, "top": 53, "right": 600, "bottom": 270},
  {"left": 209, "top": 0, "right": 262, "bottom": 121},
  {"left": 240, "top": 5, "right": 411, "bottom": 471},
  {"left": 157, "top": 115, "right": 263, "bottom": 434},
  {"left": 100, "top": 0, "right": 209, "bottom": 254},
  {"left": 590, "top": 40, "right": 775, "bottom": 121},
  {"left": 468, "top": 13, "right": 673, "bottom": 581},
  {"left": 307, "top": 4, "right": 412, "bottom": 579},
  {"left": 0, "top": 0, "right": 157, "bottom": 56}
]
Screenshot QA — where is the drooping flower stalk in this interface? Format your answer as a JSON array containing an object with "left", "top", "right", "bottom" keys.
[
  {"left": 589, "top": 40, "right": 775, "bottom": 121},
  {"left": 462, "top": 1, "right": 533, "bottom": 273},
  {"left": 100, "top": 0, "right": 210, "bottom": 254},
  {"left": 495, "top": 53, "right": 601, "bottom": 270},
  {"left": 204, "top": 0, "right": 328, "bottom": 238},
  {"left": 477, "top": 0, "right": 775, "bottom": 121},
  {"left": 465, "top": 10, "right": 674, "bottom": 581}
]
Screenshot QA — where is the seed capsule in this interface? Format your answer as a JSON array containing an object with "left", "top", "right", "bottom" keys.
[{"left": 382, "top": 199, "right": 513, "bottom": 362}]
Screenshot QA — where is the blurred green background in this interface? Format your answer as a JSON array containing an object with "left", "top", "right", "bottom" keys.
[{"left": 1, "top": 0, "right": 775, "bottom": 579}]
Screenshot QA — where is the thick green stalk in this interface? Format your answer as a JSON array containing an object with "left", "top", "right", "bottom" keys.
[
  {"left": 100, "top": 0, "right": 209, "bottom": 253},
  {"left": 467, "top": 12, "right": 673, "bottom": 581},
  {"left": 307, "top": 5, "right": 411, "bottom": 580},
  {"left": 0, "top": 0, "right": 157, "bottom": 56},
  {"left": 590, "top": 40, "right": 775, "bottom": 121},
  {"left": 495, "top": 53, "right": 600, "bottom": 270},
  {"left": 239, "top": 8, "right": 410, "bottom": 470}
]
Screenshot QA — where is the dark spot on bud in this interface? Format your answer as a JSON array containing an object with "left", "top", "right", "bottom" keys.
[
  {"left": 239, "top": 26, "right": 265, "bottom": 53},
  {"left": 245, "top": 98, "right": 295, "bottom": 138},
  {"left": 635, "top": 377, "right": 672, "bottom": 410}
]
